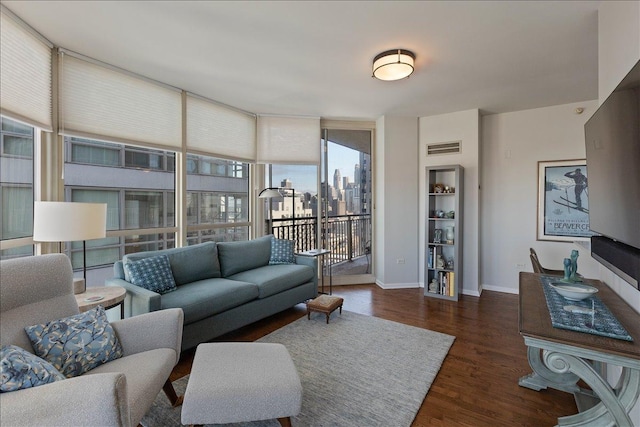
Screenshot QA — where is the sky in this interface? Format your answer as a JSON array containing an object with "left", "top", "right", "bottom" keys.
[{"left": 270, "top": 142, "right": 361, "bottom": 194}]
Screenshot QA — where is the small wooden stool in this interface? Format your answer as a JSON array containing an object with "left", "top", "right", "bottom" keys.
[{"left": 306, "top": 295, "right": 344, "bottom": 324}]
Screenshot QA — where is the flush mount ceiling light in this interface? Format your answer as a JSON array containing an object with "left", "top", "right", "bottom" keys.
[{"left": 372, "top": 49, "right": 415, "bottom": 81}]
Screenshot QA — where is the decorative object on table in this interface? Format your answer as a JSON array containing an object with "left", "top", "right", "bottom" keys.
[
  {"left": 539, "top": 275, "right": 631, "bottom": 341},
  {"left": 433, "top": 183, "right": 444, "bottom": 193},
  {"left": 33, "top": 201, "right": 107, "bottom": 292},
  {"left": 445, "top": 226, "right": 454, "bottom": 244},
  {"left": 548, "top": 282, "right": 599, "bottom": 301},
  {"left": 537, "top": 159, "right": 593, "bottom": 242},
  {"left": 560, "top": 249, "right": 583, "bottom": 283},
  {"left": 445, "top": 210, "right": 455, "bottom": 219},
  {"left": 570, "top": 249, "right": 581, "bottom": 282},
  {"left": 436, "top": 255, "right": 445, "bottom": 269},
  {"left": 563, "top": 258, "right": 571, "bottom": 281},
  {"left": 433, "top": 228, "right": 442, "bottom": 243},
  {"left": 429, "top": 278, "right": 438, "bottom": 293}
]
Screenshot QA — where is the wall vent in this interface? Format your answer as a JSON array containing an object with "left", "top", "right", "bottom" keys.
[{"left": 427, "top": 140, "right": 461, "bottom": 156}]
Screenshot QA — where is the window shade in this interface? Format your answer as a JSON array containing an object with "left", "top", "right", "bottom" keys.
[
  {"left": 0, "top": 7, "right": 53, "bottom": 131},
  {"left": 59, "top": 52, "right": 182, "bottom": 149},
  {"left": 257, "top": 115, "right": 320, "bottom": 164},
  {"left": 186, "top": 94, "right": 256, "bottom": 161}
]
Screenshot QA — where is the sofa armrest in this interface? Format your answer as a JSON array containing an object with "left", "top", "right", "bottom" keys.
[
  {"left": 0, "top": 372, "right": 129, "bottom": 426},
  {"left": 105, "top": 277, "right": 161, "bottom": 317},
  {"left": 111, "top": 308, "right": 184, "bottom": 364},
  {"left": 295, "top": 255, "right": 318, "bottom": 288}
]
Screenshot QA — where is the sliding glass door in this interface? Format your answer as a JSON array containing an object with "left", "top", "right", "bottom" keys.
[{"left": 321, "top": 127, "right": 374, "bottom": 284}]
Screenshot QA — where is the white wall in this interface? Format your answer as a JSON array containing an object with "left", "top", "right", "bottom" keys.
[
  {"left": 374, "top": 116, "right": 420, "bottom": 288},
  {"left": 481, "top": 100, "right": 600, "bottom": 293},
  {"left": 419, "top": 109, "right": 481, "bottom": 296},
  {"left": 598, "top": 1, "right": 640, "bottom": 103}
]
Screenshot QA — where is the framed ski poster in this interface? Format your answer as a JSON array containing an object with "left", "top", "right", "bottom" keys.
[{"left": 537, "top": 159, "right": 593, "bottom": 242}]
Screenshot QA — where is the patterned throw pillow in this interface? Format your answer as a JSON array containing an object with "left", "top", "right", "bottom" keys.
[
  {"left": 269, "top": 237, "right": 296, "bottom": 265},
  {"left": 124, "top": 254, "right": 177, "bottom": 294},
  {"left": 24, "top": 306, "right": 123, "bottom": 378},
  {"left": 0, "top": 345, "right": 65, "bottom": 392}
]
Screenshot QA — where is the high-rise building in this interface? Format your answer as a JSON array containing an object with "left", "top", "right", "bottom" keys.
[{"left": 333, "top": 169, "right": 342, "bottom": 190}]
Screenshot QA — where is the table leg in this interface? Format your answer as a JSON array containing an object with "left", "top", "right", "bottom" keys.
[
  {"left": 520, "top": 343, "right": 640, "bottom": 427},
  {"left": 519, "top": 345, "right": 580, "bottom": 393},
  {"left": 545, "top": 350, "right": 640, "bottom": 427}
]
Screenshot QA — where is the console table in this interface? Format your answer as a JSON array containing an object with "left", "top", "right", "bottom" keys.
[{"left": 518, "top": 272, "right": 640, "bottom": 426}]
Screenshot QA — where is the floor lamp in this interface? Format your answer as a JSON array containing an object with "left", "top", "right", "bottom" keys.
[
  {"left": 33, "top": 202, "right": 107, "bottom": 293},
  {"left": 259, "top": 187, "right": 296, "bottom": 242},
  {"left": 258, "top": 187, "right": 281, "bottom": 235}
]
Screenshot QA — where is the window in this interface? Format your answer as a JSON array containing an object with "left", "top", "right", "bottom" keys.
[
  {"left": 186, "top": 153, "right": 249, "bottom": 245},
  {"left": 0, "top": 116, "right": 35, "bottom": 259},
  {"left": 64, "top": 137, "right": 176, "bottom": 269}
]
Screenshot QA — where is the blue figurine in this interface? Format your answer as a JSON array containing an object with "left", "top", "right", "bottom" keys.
[
  {"left": 563, "top": 258, "right": 572, "bottom": 282},
  {"left": 569, "top": 249, "right": 582, "bottom": 282}
]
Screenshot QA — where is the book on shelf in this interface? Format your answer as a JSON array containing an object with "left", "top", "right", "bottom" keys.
[{"left": 436, "top": 271, "right": 455, "bottom": 296}]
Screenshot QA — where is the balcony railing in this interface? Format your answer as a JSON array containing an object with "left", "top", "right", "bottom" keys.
[{"left": 270, "top": 214, "right": 371, "bottom": 266}]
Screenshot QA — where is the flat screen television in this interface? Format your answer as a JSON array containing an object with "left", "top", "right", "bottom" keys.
[{"left": 584, "top": 59, "right": 640, "bottom": 290}]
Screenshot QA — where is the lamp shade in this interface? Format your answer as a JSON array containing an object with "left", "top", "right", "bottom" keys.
[
  {"left": 258, "top": 188, "right": 283, "bottom": 199},
  {"left": 33, "top": 202, "right": 107, "bottom": 242},
  {"left": 372, "top": 49, "right": 415, "bottom": 81}
]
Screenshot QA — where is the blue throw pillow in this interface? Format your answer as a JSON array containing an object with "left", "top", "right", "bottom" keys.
[
  {"left": 24, "top": 306, "right": 123, "bottom": 378},
  {"left": 270, "top": 238, "right": 295, "bottom": 265},
  {"left": 124, "top": 254, "right": 177, "bottom": 294},
  {"left": 0, "top": 345, "right": 65, "bottom": 392}
]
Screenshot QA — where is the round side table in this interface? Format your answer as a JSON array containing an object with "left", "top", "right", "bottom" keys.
[{"left": 75, "top": 286, "right": 126, "bottom": 319}]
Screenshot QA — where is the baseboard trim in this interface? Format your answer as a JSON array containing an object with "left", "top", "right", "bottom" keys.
[{"left": 482, "top": 284, "right": 519, "bottom": 295}]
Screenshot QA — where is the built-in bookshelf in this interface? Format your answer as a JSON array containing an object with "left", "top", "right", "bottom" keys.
[{"left": 425, "top": 165, "right": 463, "bottom": 301}]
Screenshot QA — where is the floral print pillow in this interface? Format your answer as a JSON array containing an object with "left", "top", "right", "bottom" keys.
[
  {"left": 1, "top": 345, "right": 65, "bottom": 392},
  {"left": 24, "top": 306, "right": 123, "bottom": 378}
]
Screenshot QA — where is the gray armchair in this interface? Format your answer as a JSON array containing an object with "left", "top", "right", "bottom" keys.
[{"left": 0, "top": 254, "right": 184, "bottom": 426}]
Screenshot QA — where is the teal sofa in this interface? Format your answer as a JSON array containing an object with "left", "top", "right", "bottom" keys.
[{"left": 105, "top": 236, "right": 317, "bottom": 351}]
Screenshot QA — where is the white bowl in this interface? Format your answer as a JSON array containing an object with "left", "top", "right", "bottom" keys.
[{"left": 549, "top": 282, "right": 598, "bottom": 301}]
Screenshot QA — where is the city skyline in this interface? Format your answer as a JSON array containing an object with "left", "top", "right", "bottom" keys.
[{"left": 270, "top": 142, "right": 361, "bottom": 194}]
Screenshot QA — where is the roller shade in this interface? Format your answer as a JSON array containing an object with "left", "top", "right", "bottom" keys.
[
  {"left": 257, "top": 115, "right": 320, "bottom": 164},
  {"left": 59, "top": 52, "right": 182, "bottom": 149},
  {"left": 0, "top": 7, "right": 53, "bottom": 131},
  {"left": 186, "top": 94, "right": 256, "bottom": 161}
]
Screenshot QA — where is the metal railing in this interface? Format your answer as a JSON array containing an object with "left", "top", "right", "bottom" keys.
[{"left": 271, "top": 214, "right": 371, "bottom": 265}]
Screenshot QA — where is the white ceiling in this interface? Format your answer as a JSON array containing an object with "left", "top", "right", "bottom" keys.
[{"left": 3, "top": 1, "right": 600, "bottom": 120}]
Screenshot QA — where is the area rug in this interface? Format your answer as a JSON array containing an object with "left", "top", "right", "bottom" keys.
[{"left": 141, "top": 311, "right": 455, "bottom": 427}]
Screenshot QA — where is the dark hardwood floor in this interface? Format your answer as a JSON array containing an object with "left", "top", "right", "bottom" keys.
[{"left": 171, "top": 285, "right": 577, "bottom": 426}]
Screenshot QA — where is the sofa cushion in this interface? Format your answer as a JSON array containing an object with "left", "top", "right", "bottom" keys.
[
  {"left": 160, "top": 279, "right": 259, "bottom": 325},
  {"left": 269, "top": 238, "right": 295, "bottom": 265},
  {"left": 217, "top": 236, "right": 272, "bottom": 277},
  {"left": 228, "top": 264, "right": 314, "bottom": 299},
  {"left": 124, "top": 255, "right": 177, "bottom": 295},
  {"left": 0, "top": 345, "right": 65, "bottom": 392},
  {"left": 124, "top": 242, "right": 221, "bottom": 285},
  {"left": 24, "top": 306, "right": 123, "bottom": 378}
]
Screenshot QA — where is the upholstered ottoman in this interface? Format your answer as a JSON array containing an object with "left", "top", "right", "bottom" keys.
[{"left": 181, "top": 342, "right": 302, "bottom": 427}]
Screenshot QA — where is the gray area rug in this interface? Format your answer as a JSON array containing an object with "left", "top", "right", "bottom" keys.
[{"left": 141, "top": 311, "right": 455, "bottom": 427}]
